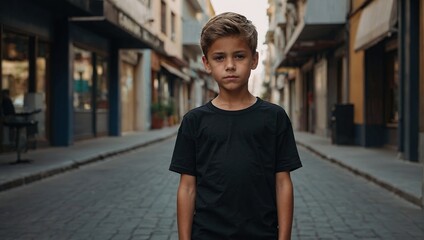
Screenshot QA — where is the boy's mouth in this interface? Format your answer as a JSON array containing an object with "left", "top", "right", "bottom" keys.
[{"left": 224, "top": 75, "right": 238, "bottom": 79}]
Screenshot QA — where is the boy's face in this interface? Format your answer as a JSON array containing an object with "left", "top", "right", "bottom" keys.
[{"left": 202, "top": 36, "right": 258, "bottom": 93}]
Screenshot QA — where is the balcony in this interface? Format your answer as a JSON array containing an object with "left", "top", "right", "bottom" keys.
[
  {"left": 279, "top": 0, "right": 348, "bottom": 67},
  {"left": 183, "top": 20, "right": 203, "bottom": 54},
  {"left": 187, "top": 0, "right": 203, "bottom": 13},
  {"left": 275, "top": 11, "right": 287, "bottom": 28}
]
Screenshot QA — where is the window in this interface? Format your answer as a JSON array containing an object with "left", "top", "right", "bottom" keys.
[
  {"left": 1, "top": 31, "right": 29, "bottom": 110},
  {"left": 73, "top": 47, "right": 93, "bottom": 111},
  {"left": 96, "top": 55, "right": 108, "bottom": 111},
  {"left": 36, "top": 41, "right": 50, "bottom": 139},
  {"left": 161, "top": 1, "right": 167, "bottom": 34},
  {"left": 36, "top": 41, "right": 49, "bottom": 94},
  {"left": 171, "top": 12, "right": 176, "bottom": 41},
  {"left": 1, "top": 30, "right": 50, "bottom": 141}
]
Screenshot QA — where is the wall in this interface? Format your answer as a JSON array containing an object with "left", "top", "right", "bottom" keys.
[
  {"left": 155, "top": 0, "right": 183, "bottom": 59},
  {"left": 314, "top": 59, "right": 328, "bottom": 137},
  {"left": 293, "top": 69, "right": 303, "bottom": 131},
  {"left": 349, "top": 5, "right": 365, "bottom": 126},
  {"left": 351, "top": 0, "right": 368, "bottom": 10},
  {"left": 109, "top": 0, "right": 152, "bottom": 27},
  {"left": 136, "top": 50, "right": 153, "bottom": 131}
]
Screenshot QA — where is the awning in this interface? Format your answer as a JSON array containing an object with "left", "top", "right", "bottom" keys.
[
  {"left": 161, "top": 62, "right": 190, "bottom": 82},
  {"left": 354, "top": 0, "right": 397, "bottom": 51}
]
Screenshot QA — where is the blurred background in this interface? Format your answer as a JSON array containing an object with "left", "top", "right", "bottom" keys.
[
  {"left": 0, "top": 0, "right": 422, "bottom": 165},
  {"left": 0, "top": 1, "right": 423, "bottom": 239}
]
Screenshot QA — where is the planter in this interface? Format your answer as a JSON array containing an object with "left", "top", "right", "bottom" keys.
[
  {"left": 167, "top": 116, "right": 175, "bottom": 126},
  {"left": 151, "top": 114, "right": 165, "bottom": 129}
]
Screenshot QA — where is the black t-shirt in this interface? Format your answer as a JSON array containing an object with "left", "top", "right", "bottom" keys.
[{"left": 170, "top": 98, "right": 302, "bottom": 240}]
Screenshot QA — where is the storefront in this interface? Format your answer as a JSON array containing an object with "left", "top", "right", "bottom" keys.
[
  {"left": 148, "top": 52, "right": 190, "bottom": 130},
  {"left": 354, "top": 0, "right": 399, "bottom": 148},
  {"left": 120, "top": 50, "right": 137, "bottom": 133},
  {"left": 1, "top": 0, "right": 164, "bottom": 147},
  {"left": 72, "top": 45, "right": 109, "bottom": 139},
  {"left": 67, "top": 0, "right": 164, "bottom": 140},
  {"left": 0, "top": 1, "right": 52, "bottom": 148}
]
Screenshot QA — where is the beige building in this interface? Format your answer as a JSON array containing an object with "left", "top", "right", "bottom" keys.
[
  {"left": 266, "top": 0, "right": 348, "bottom": 137},
  {"left": 140, "top": 0, "right": 216, "bottom": 129},
  {"left": 182, "top": 0, "right": 217, "bottom": 111},
  {"left": 267, "top": 0, "right": 422, "bottom": 163},
  {"left": 108, "top": 0, "right": 165, "bottom": 132}
]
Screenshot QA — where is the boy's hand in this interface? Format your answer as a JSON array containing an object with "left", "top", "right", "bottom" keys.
[
  {"left": 177, "top": 174, "right": 196, "bottom": 240},
  {"left": 276, "top": 171, "right": 294, "bottom": 240}
]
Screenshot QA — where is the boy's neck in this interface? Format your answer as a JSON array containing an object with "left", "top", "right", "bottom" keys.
[{"left": 212, "top": 92, "right": 257, "bottom": 111}]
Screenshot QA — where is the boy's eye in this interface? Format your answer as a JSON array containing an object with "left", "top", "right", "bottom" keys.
[
  {"left": 235, "top": 54, "right": 245, "bottom": 60},
  {"left": 213, "top": 56, "right": 224, "bottom": 61}
]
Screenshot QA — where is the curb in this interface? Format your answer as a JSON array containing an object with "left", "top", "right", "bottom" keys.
[
  {"left": 0, "top": 132, "right": 177, "bottom": 192},
  {"left": 297, "top": 141, "right": 422, "bottom": 208}
]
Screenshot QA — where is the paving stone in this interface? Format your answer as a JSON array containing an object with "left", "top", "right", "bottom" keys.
[{"left": 0, "top": 139, "right": 422, "bottom": 239}]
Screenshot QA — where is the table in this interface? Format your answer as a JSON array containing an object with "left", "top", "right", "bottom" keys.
[
  {"left": 2, "top": 109, "right": 41, "bottom": 164},
  {"left": 3, "top": 120, "right": 38, "bottom": 164}
]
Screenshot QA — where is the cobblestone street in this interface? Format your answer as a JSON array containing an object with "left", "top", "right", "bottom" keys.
[
  {"left": 291, "top": 149, "right": 424, "bottom": 240},
  {"left": 0, "top": 138, "right": 422, "bottom": 240}
]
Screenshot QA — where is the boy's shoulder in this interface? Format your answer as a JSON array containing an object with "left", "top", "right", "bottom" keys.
[
  {"left": 184, "top": 102, "right": 210, "bottom": 117},
  {"left": 258, "top": 98, "right": 285, "bottom": 109},
  {"left": 256, "top": 98, "right": 289, "bottom": 116},
  {"left": 180, "top": 102, "right": 212, "bottom": 124}
]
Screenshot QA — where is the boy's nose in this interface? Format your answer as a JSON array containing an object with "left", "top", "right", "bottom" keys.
[{"left": 225, "top": 59, "right": 236, "bottom": 71}]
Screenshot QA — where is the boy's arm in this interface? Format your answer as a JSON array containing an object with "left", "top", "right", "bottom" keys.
[
  {"left": 177, "top": 174, "right": 196, "bottom": 240},
  {"left": 276, "top": 171, "right": 294, "bottom": 240}
]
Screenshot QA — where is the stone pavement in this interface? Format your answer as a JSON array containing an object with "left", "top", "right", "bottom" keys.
[
  {"left": 0, "top": 126, "right": 179, "bottom": 192},
  {"left": 0, "top": 125, "right": 422, "bottom": 208},
  {"left": 294, "top": 131, "right": 423, "bottom": 207}
]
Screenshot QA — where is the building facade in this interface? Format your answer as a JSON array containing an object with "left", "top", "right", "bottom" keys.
[
  {"left": 142, "top": 0, "right": 216, "bottom": 130},
  {"left": 350, "top": 0, "right": 420, "bottom": 161},
  {"left": 0, "top": 0, "right": 192, "bottom": 149},
  {"left": 182, "top": 0, "right": 217, "bottom": 111},
  {"left": 266, "top": 0, "right": 422, "bottom": 163},
  {"left": 0, "top": 0, "right": 216, "bottom": 150},
  {"left": 266, "top": 0, "right": 348, "bottom": 136}
]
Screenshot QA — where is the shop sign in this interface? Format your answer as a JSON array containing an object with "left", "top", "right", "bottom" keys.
[
  {"left": 118, "top": 12, "right": 163, "bottom": 51},
  {"left": 118, "top": 12, "right": 142, "bottom": 38}
]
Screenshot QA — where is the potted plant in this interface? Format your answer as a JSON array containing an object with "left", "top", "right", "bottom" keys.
[
  {"left": 151, "top": 102, "right": 166, "bottom": 129},
  {"left": 165, "top": 101, "right": 175, "bottom": 126}
]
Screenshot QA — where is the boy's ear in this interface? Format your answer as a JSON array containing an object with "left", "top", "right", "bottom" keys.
[
  {"left": 251, "top": 52, "right": 259, "bottom": 70},
  {"left": 202, "top": 56, "right": 212, "bottom": 74}
]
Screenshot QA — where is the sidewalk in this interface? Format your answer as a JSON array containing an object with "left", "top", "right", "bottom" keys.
[
  {"left": 295, "top": 131, "right": 423, "bottom": 207},
  {"left": 0, "top": 126, "right": 422, "bottom": 208},
  {"left": 0, "top": 126, "right": 179, "bottom": 192}
]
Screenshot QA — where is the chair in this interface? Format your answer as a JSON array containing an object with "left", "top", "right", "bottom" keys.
[{"left": 3, "top": 119, "right": 38, "bottom": 164}]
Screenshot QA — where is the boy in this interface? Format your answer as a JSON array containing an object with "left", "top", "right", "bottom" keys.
[{"left": 169, "top": 12, "right": 302, "bottom": 240}]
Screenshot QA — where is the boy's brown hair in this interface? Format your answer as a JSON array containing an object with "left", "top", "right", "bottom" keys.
[{"left": 200, "top": 12, "right": 258, "bottom": 57}]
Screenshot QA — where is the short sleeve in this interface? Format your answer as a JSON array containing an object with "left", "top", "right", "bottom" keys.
[
  {"left": 275, "top": 110, "right": 302, "bottom": 172},
  {"left": 169, "top": 116, "right": 197, "bottom": 175}
]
